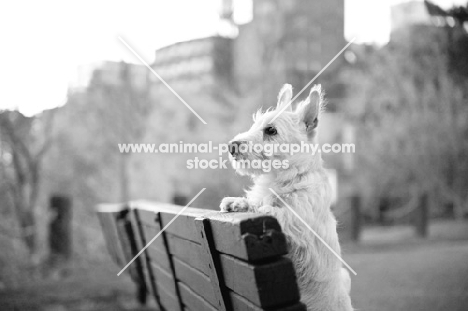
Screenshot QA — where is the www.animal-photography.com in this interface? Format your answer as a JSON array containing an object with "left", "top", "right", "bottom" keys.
[{"left": 1, "top": 1, "right": 468, "bottom": 310}]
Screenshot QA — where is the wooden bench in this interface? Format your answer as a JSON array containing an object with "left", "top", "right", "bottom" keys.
[{"left": 96, "top": 201, "right": 306, "bottom": 311}]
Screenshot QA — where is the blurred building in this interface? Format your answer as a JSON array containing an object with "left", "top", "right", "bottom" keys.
[
  {"left": 71, "top": 61, "right": 150, "bottom": 91},
  {"left": 150, "top": 36, "right": 233, "bottom": 94},
  {"left": 391, "top": 1, "right": 432, "bottom": 33},
  {"left": 148, "top": 0, "right": 346, "bottom": 107},
  {"left": 261, "top": 0, "right": 345, "bottom": 86},
  {"left": 233, "top": 0, "right": 351, "bottom": 183},
  {"left": 234, "top": 0, "right": 346, "bottom": 105},
  {"left": 92, "top": 61, "right": 149, "bottom": 90}
]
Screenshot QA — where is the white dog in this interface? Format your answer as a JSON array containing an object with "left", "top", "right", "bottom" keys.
[{"left": 220, "top": 84, "right": 353, "bottom": 311}]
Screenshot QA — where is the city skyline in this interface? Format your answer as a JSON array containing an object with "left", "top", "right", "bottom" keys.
[{"left": 0, "top": 0, "right": 465, "bottom": 116}]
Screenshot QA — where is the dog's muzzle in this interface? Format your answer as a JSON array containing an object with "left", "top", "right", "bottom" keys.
[{"left": 228, "top": 141, "right": 246, "bottom": 157}]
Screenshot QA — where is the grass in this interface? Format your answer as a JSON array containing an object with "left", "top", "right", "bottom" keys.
[
  {"left": 0, "top": 259, "right": 156, "bottom": 311},
  {"left": 344, "top": 220, "right": 468, "bottom": 311}
]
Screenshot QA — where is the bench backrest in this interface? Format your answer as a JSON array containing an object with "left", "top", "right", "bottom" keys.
[{"left": 97, "top": 201, "right": 306, "bottom": 311}]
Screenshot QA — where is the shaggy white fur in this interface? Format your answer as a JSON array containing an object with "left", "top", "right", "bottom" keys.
[{"left": 220, "top": 84, "right": 353, "bottom": 311}]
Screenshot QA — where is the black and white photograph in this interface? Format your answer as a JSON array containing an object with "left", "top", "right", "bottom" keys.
[{"left": 1, "top": 0, "right": 467, "bottom": 310}]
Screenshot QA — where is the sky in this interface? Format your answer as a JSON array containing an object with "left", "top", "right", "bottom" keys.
[{"left": 0, "top": 0, "right": 465, "bottom": 116}]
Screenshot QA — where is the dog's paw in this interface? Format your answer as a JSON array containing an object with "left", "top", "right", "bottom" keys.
[{"left": 220, "top": 197, "right": 250, "bottom": 212}]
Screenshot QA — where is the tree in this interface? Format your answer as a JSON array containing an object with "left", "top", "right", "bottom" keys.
[
  {"left": 0, "top": 110, "right": 54, "bottom": 254},
  {"left": 342, "top": 24, "right": 468, "bottom": 219},
  {"left": 425, "top": 1, "right": 468, "bottom": 87},
  {"left": 86, "top": 63, "right": 150, "bottom": 202},
  {"left": 44, "top": 61, "right": 152, "bottom": 207},
  {"left": 425, "top": 1, "right": 468, "bottom": 25}
]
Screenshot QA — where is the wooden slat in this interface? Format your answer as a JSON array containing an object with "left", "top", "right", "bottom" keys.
[
  {"left": 138, "top": 209, "right": 184, "bottom": 311},
  {"left": 158, "top": 286, "right": 180, "bottom": 311},
  {"left": 140, "top": 212, "right": 222, "bottom": 310},
  {"left": 208, "top": 212, "right": 288, "bottom": 262},
  {"left": 115, "top": 213, "right": 134, "bottom": 265},
  {"left": 156, "top": 212, "right": 184, "bottom": 311},
  {"left": 166, "top": 234, "right": 209, "bottom": 275},
  {"left": 195, "top": 217, "right": 229, "bottom": 311},
  {"left": 173, "top": 258, "right": 217, "bottom": 306},
  {"left": 96, "top": 212, "right": 125, "bottom": 266},
  {"left": 160, "top": 213, "right": 201, "bottom": 243},
  {"left": 146, "top": 245, "right": 173, "bottom": 273},
  {"left": 98, "top": 209, "right": 142, "bottom": 284},
  {"left": 147, "top": 239, "right": 221, "bottom": 308},
  {"left": 137, "top": 209, "right": 160, "bottom": 227},
  {"left": 131, "top": 209, "right": 163, "bottom": 310},
  {"left": 139, "top": 210, "right": 208, "bottom": 275},
  {"left": 96, "top": 203, "right": 127, "bottom": 213},
  {"left": 220, "top": 255, "right": 300, "bottom": 308},
  {"left": 142, "top": 223, "right": 167, "bottom": 251},
  {"left": 134, "top": 201, "right": 207, "bottom": 219},
  {"left": 178, "top": 282, "right": 217, "bottom": 311},
  {"left": 150, "top": 262, "right": 178, "bottom": 297},
  {"left": 97, "top": 208, "right": 148, "bottom": 304},
  {"left": 118, "top": 211, "right": 148, "bottom": 303}
]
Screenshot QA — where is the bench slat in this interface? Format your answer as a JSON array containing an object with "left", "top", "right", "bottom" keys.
[
  {"left": 97, "top": 209, "right": 147, "bottom": 304},
  {"left": 220, "top": 254, "right": 300, "bottom": 308},
  {"left": 131, "top": 210, "right": 162, "bottom": 308},
  {"left": 141, "top": 213, "right": 210, "bottom": 276},
  {"left": 209, "top": 214, "right": 288, "bottom": 262},
  {"left": 195, "top": 217, "right": 230, "bottom": 310},
  {"left": 141, "top": 223, "right": 167, "bottom": 250},
  {"left": 160, "top": 213, "right": 202, "bottom": 243},
  {"left": 155, "top": 211, "right": 184, "bottom": 311},
  {"left": 146, "top": 245, "right": 173, "bottom": 273},
  {"left": 150, "top": 261, "right": 178, "bottom": 298},
  {"left": 159, "top": 285, "right": 180, "bottom": 311},
  {"left": 179, "top": 282, "right": 217, "bottom": 311},
  {"left": 96, "top": 212, "right": 126, "bottom": 266},
  {"left": 166, "top": 233, "right": 209, "bottom": 275},
  {"left": 173, "top": 258, "right": 217, "bottom": 306}
]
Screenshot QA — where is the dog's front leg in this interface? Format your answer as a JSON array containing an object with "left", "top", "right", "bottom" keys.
[{"left": 220, "top": 197, "right": 254, "bottom": 212}]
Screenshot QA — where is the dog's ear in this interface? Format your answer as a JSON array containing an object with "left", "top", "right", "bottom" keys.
[
  {"left": 299, "top": 84, "right": 322, "bottom": 135},
  {"left": 276, "top": 84, "right": 293, "bottom": 112}
]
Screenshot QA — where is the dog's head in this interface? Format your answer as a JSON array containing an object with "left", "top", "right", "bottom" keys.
[{"left": 228, "top": 84, "right": 324, "bottom": 176}]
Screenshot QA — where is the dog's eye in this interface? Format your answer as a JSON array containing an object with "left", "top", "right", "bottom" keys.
[{"left": 264, "top": 126, "right": 277, "bottom": 136}]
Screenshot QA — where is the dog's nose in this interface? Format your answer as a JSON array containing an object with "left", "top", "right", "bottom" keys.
[{"left": 229, "top": 141, "right": 243, "bottom": 156}]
